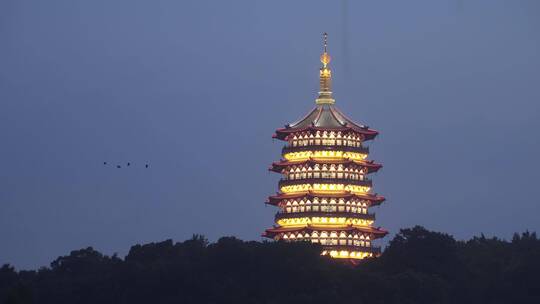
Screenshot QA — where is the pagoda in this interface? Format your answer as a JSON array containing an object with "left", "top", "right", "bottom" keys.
[{"left": 263, "top": 34, "right": 387, "bottom": 260}]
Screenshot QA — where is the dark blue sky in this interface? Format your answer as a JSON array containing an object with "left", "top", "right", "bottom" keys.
[{"left": 1, "top": 0, "right": 539, "bottom": 269}]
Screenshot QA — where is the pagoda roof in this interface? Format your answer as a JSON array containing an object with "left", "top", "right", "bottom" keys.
[
  {"left": 263, "top": 225, "right": 388, "bottom": 239},
  {"left": 266, "top": 191, "right": 385, "bottom": 206},
  {"left": 270, "top": 158, "right": 382, "bottom": 173},
  {"left": 273, "top": 104, "right": 378, "bottom": 141}
]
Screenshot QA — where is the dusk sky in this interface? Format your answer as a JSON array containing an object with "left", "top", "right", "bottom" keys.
[{"left": 1, "top": 0, "right": 539, "bottom": 269}]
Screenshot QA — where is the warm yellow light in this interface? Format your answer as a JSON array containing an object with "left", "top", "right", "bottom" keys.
[
  {"left": 351, "top": 219, "right": 374, "bottom": 226},
  {"left": 283, "top": 150, "right": 367, "bottom": 161},
  {"left": 320, "top": 52, "right": 331, "bottom": 66},
  {"left": 277, "top": 217, "right": 373, "bottom": 227},
  {"left": 320, "top": 68, "right": 331, "bottom": 76},
  {"left": 280, "top": 183, "right": 370, "bottom": 194},
  {"left": 321, "top": 250, "right": 373, "bottom": 260},
  {"left": 276, "top": 217, "right": 310, "bottom": 227}
]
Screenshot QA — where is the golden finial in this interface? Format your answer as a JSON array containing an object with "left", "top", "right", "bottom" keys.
[
  {"left": 316, "top": 32, "right": 335, "bottom": 105},
  {"left": 320, "top": 32, "right": 331, "bottom": 67}
]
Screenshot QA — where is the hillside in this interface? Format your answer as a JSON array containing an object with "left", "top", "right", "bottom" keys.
[{"left": 1, "top": 226, "right": 539, "bottom": 304}]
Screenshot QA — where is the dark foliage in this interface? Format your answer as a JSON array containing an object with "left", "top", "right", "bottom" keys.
[{"left": 1, "top": 227, "right": 539, "bottom": 304}]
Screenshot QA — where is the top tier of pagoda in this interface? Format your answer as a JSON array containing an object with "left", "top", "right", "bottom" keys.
[
  {"left": 273, "top": 33, "right": 378, "bottom": 142},
  {"left": 273, "top": 104, "right": 379, "bottom": 141}
]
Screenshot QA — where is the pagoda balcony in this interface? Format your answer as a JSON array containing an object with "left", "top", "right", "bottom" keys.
[
  {"left": 278, "top": 177, "right": 372, "bottom": 188},
  {"left": 282, "top": 144, "right": 369, "bottom": 155},
  {"left": 275, "top": 211, "right": 375, "bottom": 221},
  {"left": 322, "top": 244, "right": 381, "bottom": 255}
]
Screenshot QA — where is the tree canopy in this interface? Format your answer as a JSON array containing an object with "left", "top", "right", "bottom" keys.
[{"left": 1, "top": 226, "right": 539, "bottom": 304}]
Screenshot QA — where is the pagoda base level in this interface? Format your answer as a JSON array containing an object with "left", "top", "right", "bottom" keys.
[
  {"left": 322, "top": 249, "right": 376, "bottom": 260},
  {"left": 321, "top": 245, "right": 380, "bottom": 260}
]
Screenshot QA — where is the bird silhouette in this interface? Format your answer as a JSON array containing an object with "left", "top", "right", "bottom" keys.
[
  {"left": 127, "top": 162, "right": 131, "bottom": 166},
  {"left": 117, "top": 165, "right": 121, "bottom": 168},
  {"left": 145, "top": 164, "right": 149, "bottom": 168},
  {"left": 103, "top": 162, "right": 107, "bottom": 165}
]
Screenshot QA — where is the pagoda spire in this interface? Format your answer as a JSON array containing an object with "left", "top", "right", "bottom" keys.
[{"left": 316, "top": 32, "right": 335, "bottom": 105}]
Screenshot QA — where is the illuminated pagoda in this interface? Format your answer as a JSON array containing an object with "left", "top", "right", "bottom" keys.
[{"left": 263, "top": 34, "right": 387, "bottom": 260}]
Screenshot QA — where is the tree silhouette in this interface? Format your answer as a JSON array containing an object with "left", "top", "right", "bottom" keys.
[{"left": 1, "top": 227, "right": 539, "bottom": 304}]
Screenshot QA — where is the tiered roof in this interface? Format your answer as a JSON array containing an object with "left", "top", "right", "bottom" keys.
[
  {"left": 270, "top": 159, "right": 382, "bottom": 173},
  {"left": 266, "top": 191, "right": 386, "bottom": 206},
  {"left": 273, "top": 104, "right": 379, "bottom": 141},
  {"left": 264, "top": 225, "right": 388, "bottom": 238}
]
